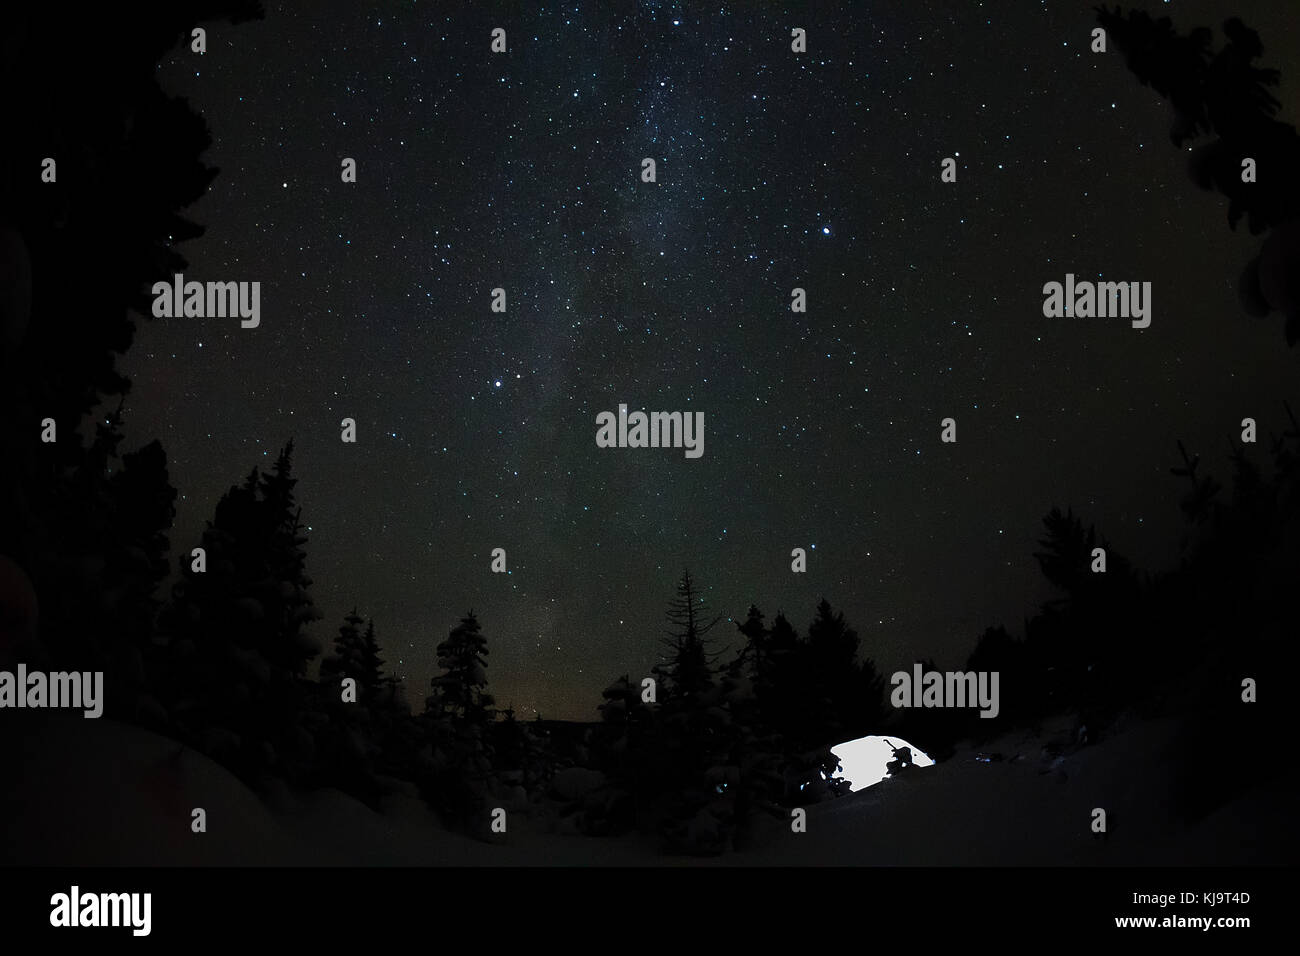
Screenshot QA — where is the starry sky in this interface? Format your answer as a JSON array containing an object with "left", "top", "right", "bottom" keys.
[{"left": 120, "top": 1, "right": 1300, "bottom": 720}]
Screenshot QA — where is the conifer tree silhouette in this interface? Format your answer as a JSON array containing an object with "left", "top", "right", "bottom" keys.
[
  {"left": 589, "top": 673, "right": 654, "bottom": 833},
  {"left": 157, "top": 442, "right": 321, "bottom": 784},
  {"left": 647, "top": 570, "right": 739, "bottom": 854},
  {"left": 320, "top": 609, "right": 382, "bottom": 698},
  {"left": 1097, "top": 6, "right": 1300, "bottom": 342},
  {"left": 421, "top": 611, "right": 497, "bottom": 829},
  {"left": 427, "top": 611, "right": 495, "bottom": 722},
  {"left": 654, "top": 568, "right": 724, "bottom": 699},
  {"left": 0, "top": 1, "right": 265, "bottom": 745}
]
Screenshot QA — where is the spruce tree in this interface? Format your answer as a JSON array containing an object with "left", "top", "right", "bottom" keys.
[
  {"left": 361, "top": 619, "right": 384, "bottom": 698},
  {"left": 256, "top": 441, "right": 321, "bottom": 677},
  {"left": 804, "top": 598, "right": 859, "bottom": 737},
  {"left": 650, "top": 571, "right": 738, "bottom": 854},
  {"left": 157, "top": 443, "right": 321, "bottom": 783},
  {"left": 427, "top": 611, "right": 495, "bottom": 721},
  {"left": 421, "top": 611, "right": 496, "bottom": 827},
  {"left": 654, "top": 569, "right": 723, "bottom": 699},
  {"left": 590, "top": 673, "right": 654, "bottom": 832},
  {"left": 315, "top": 609, "right": 399, "bottom": 806},
  {"left": 733, "top": 605, "right": 769, "bottom": 687},
  {"left": 321, "top": 609, "right": 365, "bottom": 690}
]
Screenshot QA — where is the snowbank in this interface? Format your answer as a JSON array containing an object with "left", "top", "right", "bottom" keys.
[{"left": 1, "top": 710, "right": 1291, "bottom": 865}]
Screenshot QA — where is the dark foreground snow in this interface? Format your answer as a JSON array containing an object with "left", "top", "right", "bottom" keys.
[{"left": 1, "top": 711, "right": 1291, "bottom": 866}]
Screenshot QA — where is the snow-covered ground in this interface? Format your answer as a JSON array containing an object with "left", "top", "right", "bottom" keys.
[
  {"left": 1, "top": 711, "right": 1291, "bottom": 865},
  {"left": 752, "top": 716, "right": 1293, "bottom": 866}
]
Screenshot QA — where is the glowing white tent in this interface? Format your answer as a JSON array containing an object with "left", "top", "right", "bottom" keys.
[{"left": 830, "top": 735, "right": 934, "bottom": 791}]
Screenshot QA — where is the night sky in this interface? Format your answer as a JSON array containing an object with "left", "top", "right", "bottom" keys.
[{"left": 120, "top": 1, "right": 1300, "bottom": 720}]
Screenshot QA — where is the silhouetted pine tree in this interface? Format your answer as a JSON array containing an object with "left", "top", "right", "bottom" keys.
[
  {"left": 970, "top": 403, "right": 1297, "bottom": 798},
  {"left": 1097, "top": 7, "right": 1298, "bottom": 230},
  {"left": 752, "top": 601, "right": 878, "bottom": 802},
  {"left": 588, "top": 673, "right": 653, "bottom": 833},
  {"left": 748, "top": 610, "right": 832, "bottom": 801},
  {"left": 421, "top": 611, "right": 496, "bottom": 829},
  {"left": 317, "top": 611, "right": 415, "bottom": 806},
  {"left": 103, "top": 434, "right": 177, "bottom": 724},
  {"left": 649, "top": 570, "right": 737, "bottom": 854},
  {"left": 1, "top": 2, "right": 264, "bottom": 725},
  {"left": 1097, "top": 6, "right": 1300, "bottom": 343},
  {"left": 255, "top": 441, "right": 321, "bottom": 678},
  {"left": 733, "top": 605, "right": 769, "bottom": 686},
  {"left": 157, "top": 443, "right": 322, "bottom": 785},
  {"left": 489, "top": 706, "right": 528, "bottom": 785},
  {"left": 484, "top": 705, "right": 553, "bottom": 825},
  {"left": 759, "top": 611, "right": 801, "bottom": 732},
  {"left": 1149, "top": 414, "right": 1300, "bottom": 821},
  {"left": 313, "top": 609, "right": 382, "bottom": 804},
  {"left": 321, "top": 608, "right": 384, "bottom": 702},
  {"left": 428, "top": 611, "right": 495, "bottom": 721},
  {"left": 1029, "top": 505, "right": 1146, "bottom": 726},
  {"left": 25, "top": 402, "right": 179, "bottom": 724},
  {"left": 720, "top": 606, "right": 788, "bottom": 846},
  {"left": 804, "top": 597, "right": 886, "bottom": 741},
  {"left": 156, "top": 468, "right": 256, "bottom": 764},
  {"left": 653, "top": 568, "right": 723, "bottom": 699}
]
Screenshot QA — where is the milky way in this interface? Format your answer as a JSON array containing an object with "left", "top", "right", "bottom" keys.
[{"left": 122, "top": 1, "right": 1300, "bottom": 718}]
